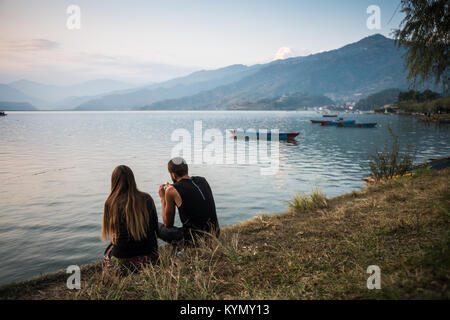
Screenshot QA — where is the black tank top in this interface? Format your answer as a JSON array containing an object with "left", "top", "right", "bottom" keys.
[{"left": 172, "top": 176, "right": 219, "bottom": 241}]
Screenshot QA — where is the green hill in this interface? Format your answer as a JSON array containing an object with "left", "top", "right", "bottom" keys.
[{"left": 355, "top": 88, "right": 402, "bottom": 110}]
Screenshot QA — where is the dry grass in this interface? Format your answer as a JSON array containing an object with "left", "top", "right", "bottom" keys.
[
  {"left": 288, "top": 188, "right": 328, "bottom": 213},
  {"left": 1, "top": 168, "right": 449, "bottom": 300}
]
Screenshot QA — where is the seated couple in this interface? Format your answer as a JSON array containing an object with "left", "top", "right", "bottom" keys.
[{"left": 102, "top": 157, "right": 219, "bottom": 271}]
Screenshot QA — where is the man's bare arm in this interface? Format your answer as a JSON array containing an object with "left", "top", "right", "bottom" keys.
[{"left": 162, "top": 186, "right": 177, "bottom": 227}]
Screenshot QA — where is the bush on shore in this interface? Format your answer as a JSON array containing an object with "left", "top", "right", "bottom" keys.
[{"left": 366, "top": 125, "right": 416, "bottom": 181}]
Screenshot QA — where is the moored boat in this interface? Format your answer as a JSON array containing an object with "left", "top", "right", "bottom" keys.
[
  {"left": 336, "top": 122, "right": 377, "bottom": 128},
  {"left": 0, "top": 111, "right": 6, "bottom": 117},
  {"left": 311, "top": 118, "right": 355, "bottom": 124},
  {"left": 323, "top": 114, "right": 338, "bottom": 118},
  {"left": 229, "top": 129, "right": 299, "bottom": 140},
  {"left": 319, "top": 120, "right": 356, "bottom": 126}
]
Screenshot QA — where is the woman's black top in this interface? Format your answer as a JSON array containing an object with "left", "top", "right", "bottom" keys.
[
  {"left": 172, "top": 177, "right": 220, "bottom": 242},
  {"left": 111, "top": 194, "right": 159, "bottom": 259}
]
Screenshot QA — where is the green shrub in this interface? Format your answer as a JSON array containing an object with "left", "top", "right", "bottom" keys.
[{"left": 366, "top": 125, "right": 417, "bottom": 181}]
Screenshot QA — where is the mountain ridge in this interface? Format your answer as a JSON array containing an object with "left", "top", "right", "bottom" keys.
[
  {"left": 1, "top": 34, "right": 442, "bottom": 111},
  {"left": 6, "top": 79, "right": 136, "bottom": 109},
  {"left": 141, "top": 34, "right": 419, "bottom": 110},
  {"left": 75, "top": 64, "right": 262, "bottom": 110}
]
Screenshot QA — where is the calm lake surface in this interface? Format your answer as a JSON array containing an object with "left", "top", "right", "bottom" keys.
[{"left": 1, "top": 111, "right": 449, "bottom": 285}]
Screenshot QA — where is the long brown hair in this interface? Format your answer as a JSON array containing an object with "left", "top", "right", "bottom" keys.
[{"left": 101, "top": 165, "right": 150, "bottom": 242}]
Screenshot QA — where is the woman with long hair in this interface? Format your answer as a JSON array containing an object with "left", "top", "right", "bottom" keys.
[{"left": 102, "top": 165, "right": 158, "bottom": 272}]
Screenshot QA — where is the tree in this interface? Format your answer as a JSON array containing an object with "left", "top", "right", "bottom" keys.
[
  {"left": 397, "top": 89, "right": 441, "bottom": 102},
  {"left": 398, "top": 89, "right": 418, "bottom": 101},
  {"left": 416, "top": 89, "right": 441, "bottom": 102},
  {"left": 393, "top": 0, "right": 449, "bottom": 93}
]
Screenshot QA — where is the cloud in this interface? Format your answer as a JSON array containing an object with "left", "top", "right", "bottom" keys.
[
  {"left": 0, "top": 39, "right": 60, "bottom": 52},
  {"left": 273, "top": 47, "right": 295, "bottom": 60},
  {"left": 272, "top": 46, "right": 311, "bottom": 61},
  {"left": 76, "top": 52, "right": 198, "bottom": 78},
  {"left": 0, "top": 41, "right": 199, "bottom": 84}
]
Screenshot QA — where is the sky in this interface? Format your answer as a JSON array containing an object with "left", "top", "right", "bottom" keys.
[{"left": 0, "top": 0, "right": 405, "bottom": 85}]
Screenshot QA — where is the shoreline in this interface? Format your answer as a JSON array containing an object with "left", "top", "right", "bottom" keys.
[
  {"left": 0, "top": 168, "right": 449, "bottom": 299},
  {"left": 0, "top": 178, "right": 362, "bottom": 288}
]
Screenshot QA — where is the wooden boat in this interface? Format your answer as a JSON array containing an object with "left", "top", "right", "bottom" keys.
[
  {"left": 336, "top": 122, "right": 377, "bottom": 128},
  {"left": 319, "top": 120, "right": 356, "bottom": 126},
  {"left": 229, "top": 129, "right": 299, "bottom": 140},
  {"left": 312, "top": 118, "right": 351, "bottom": 123}
]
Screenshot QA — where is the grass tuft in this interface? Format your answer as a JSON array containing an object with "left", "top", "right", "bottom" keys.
[{"left": 288, "top": 188, "right": 328, "bottom": 213}]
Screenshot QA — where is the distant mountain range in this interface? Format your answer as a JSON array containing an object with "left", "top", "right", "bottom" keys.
[
  {"left": 0, "top": 34, "right": 442, "bottom": 111},
  {"left": 75, "top": 64, "right": 261, "bottom": 110},
  {"left": 141, "top": 34, "right": 415, "bottom": 110},
  {"left": 0, "top": 101, "right": 37, "bottom": 111},
  {"left": 0, "top": 84, "right": 43, "bottom": 108},
  {"left": 0, "top": 79, "right": 137, "bottom": 110}
]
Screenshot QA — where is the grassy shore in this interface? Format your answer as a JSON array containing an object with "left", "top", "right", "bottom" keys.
[{"left": 1, "top": 168, "right": 449, "bottom": 300}]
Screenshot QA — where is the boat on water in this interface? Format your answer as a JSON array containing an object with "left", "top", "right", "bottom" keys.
[
  {"left": 336, "top": 122, "right": 377, "bottom": 128},
  {"left": 323, "top": 114, "right": 338, "bottom": 118},
  {"left": 311, "top": 118, "right": 355, "bottom": 125},
  {"left": 0, "top": 111, "right": 6, "bottom": 117},
  {"left": 229, "top": 129, "right": 299, "bottom": 140},
  {"left": 319, "top": 120, "right": 356, "bottom": 126}
]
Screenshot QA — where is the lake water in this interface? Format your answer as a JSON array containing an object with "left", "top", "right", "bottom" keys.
[{"left": 0, "top": 111, "right": 449, "bottom": 285}]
